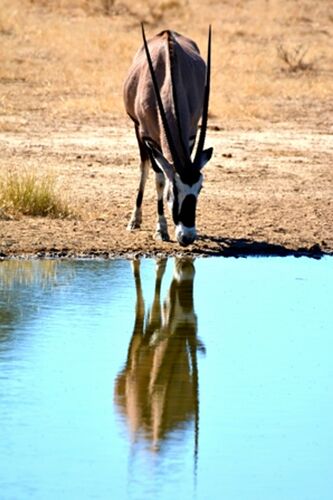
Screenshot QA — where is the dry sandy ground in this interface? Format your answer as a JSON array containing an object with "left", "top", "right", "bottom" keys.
[
  {"left": 0, "top": 0, "right": 332, "bottom": 259},
  {"left": 1, "top": 115, "right": 332, "bottom": 258}
]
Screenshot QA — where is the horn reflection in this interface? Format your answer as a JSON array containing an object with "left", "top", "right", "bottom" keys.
[{"left": 114, "top": 258, "right": 204, "bottom": 455}]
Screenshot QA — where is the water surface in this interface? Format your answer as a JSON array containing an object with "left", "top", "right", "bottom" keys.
[{"left": 0, "top": 257, "right": 332, "bottom": 500}]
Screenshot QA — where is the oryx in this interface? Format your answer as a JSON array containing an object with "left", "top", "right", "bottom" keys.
[{"left": 124, "top": 25, "right": 213, "bottom": 247}]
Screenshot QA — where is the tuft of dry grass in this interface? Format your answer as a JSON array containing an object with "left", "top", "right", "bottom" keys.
[
  {"left": 277, "top": 44, "right": 315, "bottom": 73},
  {"left": 0, "top": 168, "right": 71, "bottom": 218}
]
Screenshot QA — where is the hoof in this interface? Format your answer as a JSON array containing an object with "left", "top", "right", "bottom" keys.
[
  {"left": 127, "top": 219, "right": 141, "bottom": 231},
  {"left": 154, "top": 230, "right": 170, "bottom": 242}
]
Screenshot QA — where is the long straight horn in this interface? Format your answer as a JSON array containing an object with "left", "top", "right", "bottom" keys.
[
  {"left": 194, "top": 25, "right": 212, "bottom": 166},
  {"left": 141, "top": 23, "right": 181, "bottom": 168}
]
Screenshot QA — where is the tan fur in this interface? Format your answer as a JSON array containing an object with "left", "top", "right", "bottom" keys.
[{"left": 123, "top": 30, "right": 206, "bottom": 164}]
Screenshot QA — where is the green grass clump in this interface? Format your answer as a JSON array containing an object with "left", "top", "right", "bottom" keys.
[{"left": 0, "top": 169, "right": 70, "bottom": 218}]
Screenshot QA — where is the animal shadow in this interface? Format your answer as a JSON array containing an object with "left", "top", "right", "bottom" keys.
[{"left": 197, "top": 235, "right": 326, "bottom": 258}]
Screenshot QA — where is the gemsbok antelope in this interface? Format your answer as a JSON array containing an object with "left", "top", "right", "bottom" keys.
[{"left": 124, "top": 25, "right": 213, "bottom": 246}]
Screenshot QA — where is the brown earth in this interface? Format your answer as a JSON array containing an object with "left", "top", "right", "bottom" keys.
[{"left": 0, "top": 0, "right": 332, "bottom": 259}]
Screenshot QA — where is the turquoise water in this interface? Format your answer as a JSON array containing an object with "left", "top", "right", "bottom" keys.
[{"left": 0, "top": 257, "right": 332, "bottom": 500}]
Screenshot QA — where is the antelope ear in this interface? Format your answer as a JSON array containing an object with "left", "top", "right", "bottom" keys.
[
  {"left": 144, "top": 141, "right": 174, "bottom": 181},
  {"left": 196, "top": 147, "right": 213, "bottom": 170}
]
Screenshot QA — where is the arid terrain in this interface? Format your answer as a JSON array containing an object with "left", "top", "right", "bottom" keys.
[{"left": 1, "top": 0, "right": 332, "bottom": 258}]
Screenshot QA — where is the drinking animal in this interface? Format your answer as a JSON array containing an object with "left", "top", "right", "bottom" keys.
[{"left": 123, "top": 25, "right": 213, "bottom": 246}]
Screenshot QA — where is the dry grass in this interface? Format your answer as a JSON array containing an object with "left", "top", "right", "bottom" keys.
[
  {"left": 0, "top": 0, "right": 332, "bottom": 129},
  {"left": 0, "top": 168, "right": 71, "bottom": 218},
  {"left": 277, "top": 44, "right": 315, "bottom": 73}
]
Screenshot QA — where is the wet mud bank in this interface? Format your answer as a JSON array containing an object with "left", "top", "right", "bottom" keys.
[{"left": 0, "top": 240, "right": 330, "bottom": 260}]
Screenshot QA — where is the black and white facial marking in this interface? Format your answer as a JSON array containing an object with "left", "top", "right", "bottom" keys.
[{"left": 167, "top": 172, "right": 203, "bottom": 247}]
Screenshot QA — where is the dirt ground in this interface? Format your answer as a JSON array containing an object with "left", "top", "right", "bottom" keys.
[{"left": 0, "top": 0, "right": 332, "bottom": 259}]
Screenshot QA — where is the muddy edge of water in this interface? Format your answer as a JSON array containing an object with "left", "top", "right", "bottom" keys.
[{"left": 0, "top": 241, "right": 329, "bottom": 260}]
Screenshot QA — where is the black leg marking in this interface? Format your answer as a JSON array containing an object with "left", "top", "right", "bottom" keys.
[
  {"left": 155, "top": 171, "right": 169, "bottom": 241},
  {"left": 136, "top": 190, "right": 143, "bottom": 209},
  {"left": 158, "top": 198, "right": 164, "bottom": 216}
]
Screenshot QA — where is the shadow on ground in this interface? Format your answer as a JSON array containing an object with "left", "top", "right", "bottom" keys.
[{"left": 196, "top": 236, "right": 330, "bottom": 259}]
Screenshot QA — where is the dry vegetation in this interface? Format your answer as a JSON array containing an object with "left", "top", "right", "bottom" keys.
[
  {"left": 0, "top": 168, "right": 70, "bottom": 218},
  {"left": 1, "top": 0, "right": 332, "bottom": 128},
  {"left": 0, "top": 0, "right": 332, "bottom": 257}
]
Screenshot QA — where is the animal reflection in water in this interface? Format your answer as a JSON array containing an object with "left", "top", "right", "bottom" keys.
[{"left": 114, "top": 258, "right": 205, "bottom": 453}]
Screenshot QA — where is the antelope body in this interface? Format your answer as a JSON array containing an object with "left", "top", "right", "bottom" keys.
[{"left": 124, "top": 26, "right": 212, "bottom": 246}]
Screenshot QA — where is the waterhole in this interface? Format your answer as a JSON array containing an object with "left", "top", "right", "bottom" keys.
[{"left": 0, "top": 257, "right": 332, "bottom": 500}]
